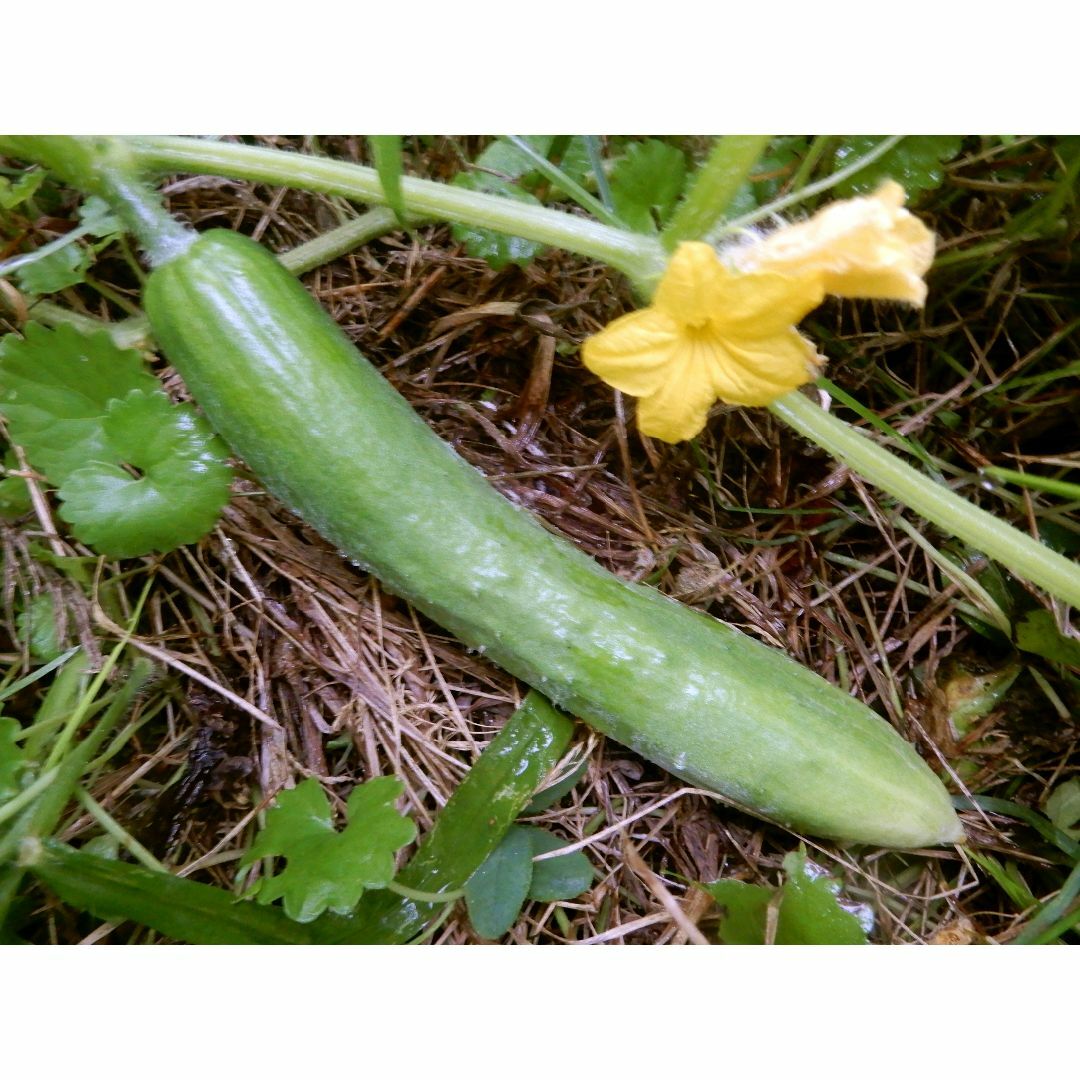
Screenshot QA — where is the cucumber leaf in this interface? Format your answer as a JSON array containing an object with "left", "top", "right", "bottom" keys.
[
  {"left": 57, "top": 389, "right": 232, "bottom": 558},
  {"left": 609, "top": 138, "right": 687, "bottom": 233},
  {"left": 241, "top": 776, "right": 417, "bottom": 924},
  {"left": 832, "top": 135, "right": 964, "bottom": 199},
  {"left": 0, "top": 323, "right": 159, "bottom": 482},
  {"left": 0, "top": 325, "right": 232, "bottom": 558},
  {"left": 451, "top": 172, "right": 544, "bottom": 270}
]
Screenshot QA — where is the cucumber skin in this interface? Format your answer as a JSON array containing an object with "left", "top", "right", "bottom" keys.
[{"left": 145, "top": 230, "right": 963, "bottom": 849}]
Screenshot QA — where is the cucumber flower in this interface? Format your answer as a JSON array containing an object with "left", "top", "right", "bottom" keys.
[{"left": 582, "top": 181, "right": 934, "bottom": 443}]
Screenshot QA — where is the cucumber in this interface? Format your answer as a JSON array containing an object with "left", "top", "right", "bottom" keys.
[{"left": 145, "top": 229, "right": 964, "bottom": 849}]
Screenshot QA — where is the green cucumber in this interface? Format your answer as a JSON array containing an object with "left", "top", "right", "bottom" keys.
[{"left": 145, "top": 229, "right": 963, "bottom": 849}]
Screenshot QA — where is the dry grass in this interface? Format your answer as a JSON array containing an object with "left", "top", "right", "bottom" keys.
[{"left": 3, "top": 136, "right": 1078, "bottom": 944}]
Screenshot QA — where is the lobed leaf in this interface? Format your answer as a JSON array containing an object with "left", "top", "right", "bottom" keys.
[
  {"left": 241, "top": 776, "right": 417, "bottom": 923},
  {"left": 609, "top": 138, "right": 687, "bottom": 233},
  {"left": 832, "top": 135, "right": 964, "bottom": 200}
]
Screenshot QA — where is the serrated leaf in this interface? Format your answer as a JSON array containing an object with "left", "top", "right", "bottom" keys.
[
  {"left": 241, "top": 776, "right": 416, "bottom": 923},
  {"left": 450, "top": 172, "right": 545, "bottom": 270},
  {"left": 1015, "top": 608, "right": 1080, "bottom": 668},
  {"left": 464, "top": 824, "right": 534, "bottom": 938},
  {"left": 832, "top": 136, "right": 964, "bottom": 199},
  {"left": 1045, "top": 779, "right": 1080, "bottom": 837},
  {"left": 0, "top": 168, "right": 45, "bottom": 211},
  {"left": 57, "top": 388, "right": 232, "bottom": 558},
  {"left": 522, "top": 826, "right": 594, "bottom": 902},
  {"left": 0, "top": 717, "right": 28, "bottom": 804},
  {"left": 77, "top": 196, "right": 123, "bottom": 239},
  {"left": 14, "top": 242, "right": 93, "bottom": 295},
  {"left": 0, "top": 322, "right": 159, "bottom": 482},
  {"left": 609, "top": 139, "right": 687, "bottom": 233}
]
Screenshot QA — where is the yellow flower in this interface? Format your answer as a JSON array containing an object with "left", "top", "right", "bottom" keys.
[
  {"left": 732, "top": 180, "right": 935, "bottom": 305},
  {"left": 582, "top": 182, "right": 935, "bottom": 443},
  {"left": 582, "top": 242, "right": 826, "bottom": 441}
]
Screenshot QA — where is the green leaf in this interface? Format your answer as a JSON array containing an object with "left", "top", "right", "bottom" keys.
[
  {"left": 702, "top": 849, "right": 870, "bottom": 944},
  {"left": 14, "top": 242, "right": 93, "bottom": 295},
  {"left": 56, "top": 389, "right": 232, "bottom": 558},
  {"left": 522, "top": 826, "right": 594, "bottom": 902},
  {"left": 832, "top": 136, "right": 964, "bottom": 199},
  {"left": 464, "top": 824, "right": 534, "bottom": 939},
  {"left": 369, "top": 136, "right": 408, "bottom": 227},
  {"left": 609, "top": 139, "right": 687, "bottom": 233},
  {"left": 31, "top": 840, "right": 321, "bottom": 944},
  {"left": 450, "top": 172, "right": 544, "bottom": 270},
  {"left": 320, "top": 691, "right": 574, "bottom": 944},
  {"left": 775, "top": 850, "right": 870, "bottom": 944},
  {"left": 699, "top": 878, "right": 773, "bottom": 944},
  {"left": 0, "top": 167, "right": 45, "bottom": 211},
  {"left": 77, "top": 196, "right": 123, "bottom": 239},
  {"left": 1046, "top": 779, "right": 1080, "bottom": 837},
  {"left": 15, "top": 593, "right": 65, "bottom": 662},
  {"left": 0, "top": 322, "right": 159, "bottom": 483},
  {"left": 523, "top": 758, "right": 587, "bottom": 813},
  {"left": 0, "top": 450, "right": 31, "bottom": 518},
  {"left": 0, "top": 717, "right": 28, "bottom": 804},
  {"left": 1015, "top": 608, "right": 1080, "bottom": 668},
  {"left": 241, "top": 776, "right": 417, "bottom": 923}
]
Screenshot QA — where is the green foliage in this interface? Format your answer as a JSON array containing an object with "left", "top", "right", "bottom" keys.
[
  {"left": 0, "top": 450, "right": 31, "bottom": 517},
  {"left": 463, "top": 823, "right": 595, "bottom": 938},
  {"left": 57, "top": 389, "right": 232, "bottom": 558},
  {"left": 1046, "top": 779, "right": 1080, "bottom": 838},
  {"left": 15, "top": 594, "right": 65, "bottom": 662},
  {"left": 14, "top": 243, "right": 93, "bottom": 295},
  {"left": 608, "top": 138, "right": 687, "bottom": 233},
  {"left": 0, "top": 323, "right": 231, "bottom": 558},
  {"left": 241, "top": 776, "right": 417, "bottom": 923},
  {"left": 77, "top": 195, "right": 123, "bottom": 239},
  {"left": 832, "top": 136, "right": 965, "bottom": 199},
  {"left": 1014, "top": 609, "right": 1080, "bottom": 668},
  {"left": 0, "top": 167, "right": 45, "bottom": 211},
  {"left": 702, "top": 848, "right": 870, "bottom": 944},
  {"left": 463, "top": 824, "right": 534, "bottom": 938},
  {"left": 523, "top": 826, "right": 594, "bottom": 903},
  {"left": 369, "top": 136, "right": 408, "bottom": 227},
  {"left": 0, "top": 717, "right": 27, "bottom": 804}
]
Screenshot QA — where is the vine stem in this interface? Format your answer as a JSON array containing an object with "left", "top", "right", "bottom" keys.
[
  {"left": 770, "top": 390, "right": 1080, "bottom": 610},
  {"left": 125, "top": 136, "right": 667, "bottom": 287},
  {"left": 661, "top": 135, "right": 772, "bottom": 249}
]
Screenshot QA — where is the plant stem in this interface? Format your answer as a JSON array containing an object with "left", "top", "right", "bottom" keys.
[
  {"left": 722, "top": 135, "right": 906, "bottom": 233},
  {"left": 661, "top": 135, "right": 772, "bottom": 249},
  {"left": 770, "top": 390, "right": 1080, "bottom": 610},
  {"left": 124, "top": 136, "right": 666, "bottom": 286}
]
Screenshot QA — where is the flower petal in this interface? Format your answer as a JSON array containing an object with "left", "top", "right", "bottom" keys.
[
  {"left": 581, "top": 308, "right": 681, "bottom": 396},
  {"left": 634, "top": 333, "right": 725, "bottom": 442},
  {"left": 734, "top": 180, "right": 935, "bottom": 305},
  {"left": 712, "top": 267, "right": 825, "bottom": 335},
  {"left": 707, "top": 329, "right": 822, "bottom": 407},
  {"left": 652, "top": 242, "right": 728, "bottom": 326}
]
